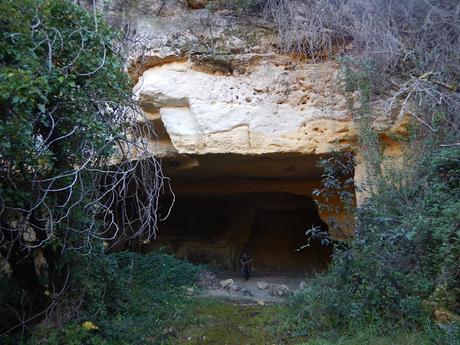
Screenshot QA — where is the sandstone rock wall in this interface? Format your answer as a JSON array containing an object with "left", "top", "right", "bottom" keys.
[
  {"left": 134, "top": 59, "right": 353, "bottom": 155},
  {"left": 109, "top": 1, "right": 407, "bottom": 265}
]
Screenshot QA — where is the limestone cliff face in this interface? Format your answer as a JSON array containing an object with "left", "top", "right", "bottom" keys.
[
  {"left": 134, "top": 58, "right": 353, "bottom": 156},
  {"left": 111, "top": 1, "right": 358, "bottom": 244},
  {"left": 111, "top": 1, "right": 404, "bottom": 260},
  {"left": 103, "top": 1, "right": 354, "bottom": 156}
]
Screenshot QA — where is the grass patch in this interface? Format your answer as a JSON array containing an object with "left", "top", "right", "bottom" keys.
[
  {"left": 169, "top": 297, "right": 302, "bottom": 345},
  {"left": 5, "top": 248, "right": 456, "bottom": 345},
  {"left": 300, "top": 328, "right": 434, "bottom": 345},
  {"left": 165, "top": 297, "right": 443, "bottom": 345}
]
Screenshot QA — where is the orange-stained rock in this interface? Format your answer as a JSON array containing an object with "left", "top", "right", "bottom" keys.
[
  {"left": 134, "top": 59, "right": 353, "bottom": 156},
  {"left": 122, "top": 2, "right": 409, "bottom": 250},
  {"left": 186, "top": 0, "right": 210, "bottom": 9}
]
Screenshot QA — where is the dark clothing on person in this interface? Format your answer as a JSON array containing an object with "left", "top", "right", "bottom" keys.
[{"left": 240, "top": 252, "right": 252, "bottom": 280}]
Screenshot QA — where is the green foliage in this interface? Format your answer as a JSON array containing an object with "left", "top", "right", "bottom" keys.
[
  {"left": 22, "top": 324, "right": 109, "bottom": 345},
  {"left": 0, "top": 0, "right": 142, "bottom": 336},
  {"left": 313, "top": 150, "right": 356, "bottom": 221},
  {"left": 4, "top": 250, "right": 201, "bottom": 345},
  {"left": 298, "top": 326, "right": 448, "bottom": 345},
  {"left": 288, "top": 51, "right": 459, "bottom": 340},
  {"left": 0, "top": 0, "right": 132, "bottom": 256}
]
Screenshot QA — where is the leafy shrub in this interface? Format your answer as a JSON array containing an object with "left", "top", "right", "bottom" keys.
[
  {"left": 286, "top": 37, "right": 459, "bottom": 339},
  {"left": 4, "top": 250, "right": 201, "bottom": 345},
  {"left": 0, "top": 0, "right": 165, "bottom": 273},
  {"left": 288, "top": 142, "right": 459, "bottom": 340},
  {"left": 1, "top": 0, "right": 167, "bottom": 338}
]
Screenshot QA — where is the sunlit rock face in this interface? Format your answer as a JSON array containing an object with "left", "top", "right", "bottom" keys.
[
  {"left": 130, "top": 52, "right": 358, "bottom": 247},
  {"left": 107, "top": 0, "right": 358, "bottom": 159},
  {"left": 131, "top": 55, "right": 357, "bottom": 245},
  {"left": 134, "top": 59, "right": 354, "bottom": 155}
]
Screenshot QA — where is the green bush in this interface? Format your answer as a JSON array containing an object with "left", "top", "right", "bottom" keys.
[
  {"left": 7, "top": 250, "right": 202, "bottom": 345},
  {"left": 0, "top": 0, "right": 128, "bottom": 275},
  {"left": 1, "top": 0, "right": 167, "bottom": 340},
  {"left": 286, "top": 55, "right": 459, "bottom": 340},
  {"left": 287, "top": 143, "right": 459, "bottom": 341}
]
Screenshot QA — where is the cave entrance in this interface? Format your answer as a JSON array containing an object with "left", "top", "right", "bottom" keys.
[
  {"left": 110, "top": 150, "right": 355, "bottom": 272},
  {"left": 153, "top": 191, "right": 332, "bottom": 274},
  {"left": 118, "top": 152, "right": 357, "bottom": 274}
]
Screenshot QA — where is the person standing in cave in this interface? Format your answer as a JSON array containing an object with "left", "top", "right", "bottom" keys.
[{"left": 240, "top": 250, "right": 252, "bottom": 281}]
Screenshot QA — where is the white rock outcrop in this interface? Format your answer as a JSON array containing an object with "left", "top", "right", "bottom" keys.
[
  {"left": 257, "top": 281, "right": 268, "bottom": 290},
  {"left": 134, "top": 58, "right": 354, "bottom": 156},
  {"left": 219, "top": 278, "right": 234, "bottom": 289}
]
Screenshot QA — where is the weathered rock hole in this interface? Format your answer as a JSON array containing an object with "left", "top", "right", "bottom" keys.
[
  {"left": 313, "top": 127, "right": 324, "bottom": 133},
  {"left": 113, "top": 153, "right": 355, "bottom": 274},
  {"left": 154, "top": 192, "right": 332, "bottom": 273},
  {"left": 151, "top": 153, "right": 354, "bottom": 274}
]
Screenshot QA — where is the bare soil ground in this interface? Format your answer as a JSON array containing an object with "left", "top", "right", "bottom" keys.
[{"left": 197, "top": 270, "right": 307, "bottom": 303}]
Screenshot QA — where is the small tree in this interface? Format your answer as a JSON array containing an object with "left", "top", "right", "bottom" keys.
[{"left": 0, "top": 0, "right": 166, "bottom": 299}]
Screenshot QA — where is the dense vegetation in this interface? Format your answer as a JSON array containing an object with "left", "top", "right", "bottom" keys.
[
  {"left": 287, "top": 144, "right": 460, "bottom": 343},
  {"left": 0, "top": 0, "right": 167, "bottom": 342},
  {"left": 261, "top": 0, "right": 460, "bottom": 341},
  {"left": 42, "top": 251, "right": 199, "bottom": 345},
  {"left": 2, "top": 250, "right": 201, "bottom": 344}
]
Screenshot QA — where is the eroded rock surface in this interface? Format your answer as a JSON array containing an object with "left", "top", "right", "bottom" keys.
[{"left": 134, "top": 59, "right": 353, "bottom": 155}]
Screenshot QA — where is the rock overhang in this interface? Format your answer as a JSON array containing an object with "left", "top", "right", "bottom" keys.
[
  {"left": 133, "top": 58, "right": 355, "bottom": 156},
  {"left": 102, "top": 0, "right": 409, "bottom": 267},
  {"left": 130, "top": 55, "right": 358, "bottom": 239}
]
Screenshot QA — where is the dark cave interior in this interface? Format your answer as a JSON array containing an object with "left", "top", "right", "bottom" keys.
[{"left": 151, "top": 192, "right": 332, "bottom": 273}]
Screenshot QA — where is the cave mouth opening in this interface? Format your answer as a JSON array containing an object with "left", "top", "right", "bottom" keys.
[
  {"left": 153, "top": 192, "right": 333, "bottom": 274},
  {"left": 113, "top": 152, "right": 355, "bottom": 274}
]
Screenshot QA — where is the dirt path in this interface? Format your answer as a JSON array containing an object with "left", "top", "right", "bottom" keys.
[
  {"left": 197, "top": 270, "right": 307, "bottom": 304},
  {"left": 171, "top": 270, "right": 427, "bottom": 344}
]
